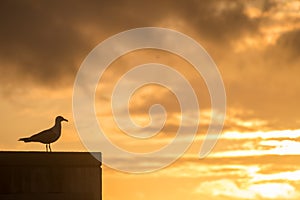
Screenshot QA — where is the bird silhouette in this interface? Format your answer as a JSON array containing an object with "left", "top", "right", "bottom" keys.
[{"left": 18, "top": 116, "right": 68, "bottom": 152}]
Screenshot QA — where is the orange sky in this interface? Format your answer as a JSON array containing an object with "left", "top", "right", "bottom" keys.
[{"left": 1, "top": 0, "right": 300, "bottom": 199}]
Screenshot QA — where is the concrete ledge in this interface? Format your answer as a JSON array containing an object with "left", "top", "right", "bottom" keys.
[{"left": 0, "top": 151, "right": 102, "bottom": 200}]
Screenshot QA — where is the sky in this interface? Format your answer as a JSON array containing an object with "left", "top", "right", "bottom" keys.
[{"left": 1, "top": 0, "right": 300, "bottom": 199}]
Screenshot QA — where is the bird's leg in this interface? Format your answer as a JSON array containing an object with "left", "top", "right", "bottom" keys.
[
  {"left": 46, "top": 144, "right": 48, "bottom": 152},
  {"left": 49, "top": 144, "right": 52, "bottom": 152}
]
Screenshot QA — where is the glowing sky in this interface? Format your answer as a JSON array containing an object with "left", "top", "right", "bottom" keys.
[{"left": 1, "top": 0, "right": 300, "bottom": 199}]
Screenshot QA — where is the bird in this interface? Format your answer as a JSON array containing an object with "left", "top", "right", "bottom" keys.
[{"left": 18, "top": 116, "right": 68, "bottom": 152}]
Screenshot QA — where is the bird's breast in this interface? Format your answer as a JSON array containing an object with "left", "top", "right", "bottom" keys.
[{"left": 49, "top": 126, "right": 61, "bottom": 143}]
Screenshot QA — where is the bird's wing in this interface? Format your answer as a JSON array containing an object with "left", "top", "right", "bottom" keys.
[{"left": 29, "top": 128, "right": 55, "bottom": 143}]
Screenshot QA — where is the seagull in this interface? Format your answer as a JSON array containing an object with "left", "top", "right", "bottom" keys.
[{"left": 18, "top": 116, "right": 68, "bottom": 152}]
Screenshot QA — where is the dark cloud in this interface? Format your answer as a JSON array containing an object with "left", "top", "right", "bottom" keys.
[
  {"left": 261, "top": 0, "right": 278, "bottom": 12},
  {"left": 0, "top": 0, "right": 258, "bottom": 87},
  {"left": 0, "top": 0, "right": 176, "bottom": 87},
  {"left": 174, "top": 0, "right": 259, "bottom": 43},
  {"left": 1, "top": 0, "right": 299, "bottom": 131},
  {"left": 0, "top": 1, "right": 86, "bottom": 86},
  {"left": 269, "top": 29, "right": 300, "bottom": 65}
]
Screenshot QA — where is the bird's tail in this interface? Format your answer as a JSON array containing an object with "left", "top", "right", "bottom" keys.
[{"left": 18, "top": 137, "right": 31, "bottom": 142}]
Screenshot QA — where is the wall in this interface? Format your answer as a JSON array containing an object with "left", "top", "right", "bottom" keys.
[{"left": 0, "top": 152, "right": 102, "bottom": 200}]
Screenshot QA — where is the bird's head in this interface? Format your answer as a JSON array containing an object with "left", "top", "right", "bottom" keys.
[{"left": 56, "top": 116, "right": 68, "bottom": 123}]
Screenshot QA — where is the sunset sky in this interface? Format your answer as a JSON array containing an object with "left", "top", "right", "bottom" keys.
[{"left": 1, "top": 0, "right": 300, "bottom": 199}]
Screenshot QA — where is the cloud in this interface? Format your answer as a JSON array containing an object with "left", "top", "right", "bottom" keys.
[
  {"left": 177, "top": 0, "right": 259, "bottom": 42},
  {"left": 1, "top": 0, "right": 299, "bottom": 132},
  {"left": 268, "top": 29, "right": 300, "bottom": 65},
  {"left": 195, "top": 179, "right": 299, "bottom": 199},
  {"left": 248, "top": 183, "right": 298, "bottom": 199},
  {"left": 195, "top": 179, "right": 255, "bottom": 199},
  {"left": 0, "top": 1, "right": 88, "bottom": 86},
  {"left": 0, "top": 0, "right": 258, "bottom": 86},
  {"left": 252, "top": 169, "right": 300, "bottom": 182}
]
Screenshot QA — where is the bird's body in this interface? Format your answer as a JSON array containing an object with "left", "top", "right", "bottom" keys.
[{"left": 19, "top": 116, "right": 68, "bottom": 152}]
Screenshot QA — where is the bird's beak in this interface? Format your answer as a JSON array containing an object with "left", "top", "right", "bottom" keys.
[{"left": 63, "top": 118, "right": 68, "bottom": 122}]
